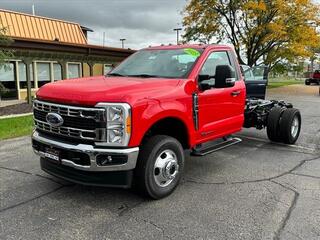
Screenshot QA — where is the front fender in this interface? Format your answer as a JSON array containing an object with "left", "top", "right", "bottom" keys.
[{"left": 128, "top": 99, "right": 195, "bottom": 147}]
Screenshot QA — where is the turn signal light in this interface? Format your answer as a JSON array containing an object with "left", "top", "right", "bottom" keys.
[{"left": 126, "top": 116, "right": 131, "bottom": 134}]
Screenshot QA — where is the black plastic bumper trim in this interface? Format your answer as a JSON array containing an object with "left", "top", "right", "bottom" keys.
[{"left": 40, "top": 158, "right": 133, "bottom": 188}]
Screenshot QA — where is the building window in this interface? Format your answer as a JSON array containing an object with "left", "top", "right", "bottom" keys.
[
  {"left": 68, "top": 63, "right": 81, "bottom": 79},
  {"left": 103, "top": 64, "right": 113, "bottom": 75},
  {"left": 37, "top": 62, "right": 51, "bottom": 87},
  {"left": 53, "top": 63, "right": 62, "bottom": 81},
  {"left": 0, "top": 63, "right": 17, "bottom": 99},
  {"left": 19, "top": 62, "right": 34, "bottom": 89}
]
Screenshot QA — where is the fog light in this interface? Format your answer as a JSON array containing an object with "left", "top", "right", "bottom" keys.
[
  {"left": 99, "top": 155, "right": 113, "bottom": 166},
  {"left": 96, "top": 154, "right": 128, "bottom": 166}
]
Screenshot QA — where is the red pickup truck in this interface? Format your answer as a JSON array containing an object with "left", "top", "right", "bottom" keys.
[
  {"left": 32, "top": 44, "right": 301, "bottom": 199},
  {"left": 305, "top": 70, "right": 320, "bottom": 85}
]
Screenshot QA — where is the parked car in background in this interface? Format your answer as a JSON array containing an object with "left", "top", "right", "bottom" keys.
[{"left": 305, "top": 70, "right": 320, "bottom": 85}]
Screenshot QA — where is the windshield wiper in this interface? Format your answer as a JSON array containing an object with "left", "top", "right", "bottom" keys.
[
  {"left": 127, "top": 74, "right": 160, "bottom": 78},
  {"left": 107, "top": 73, "right": 125, "bottom": 77}
]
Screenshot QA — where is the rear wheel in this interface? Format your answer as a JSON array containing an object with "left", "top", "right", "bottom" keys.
[
  {"left": 279, "top": 108, "right": 301, "bottom": 144},
  {"left": 267, "top": 107, "right": 284, "bottom": 142},
  {"left": 135, "top": 135, "right": 184, "bottom": 199},
  {"left": 305, "top": 80, "right": 310, "bottom": 85}
]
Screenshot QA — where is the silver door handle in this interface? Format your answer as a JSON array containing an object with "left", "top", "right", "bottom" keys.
[{"left": 231, "top": 91, "right": 241, "bottom": 96}]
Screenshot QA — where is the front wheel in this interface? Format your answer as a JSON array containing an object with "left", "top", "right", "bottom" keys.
[{"left": 135, "top": 135, "right": 184, "bottom": 199}]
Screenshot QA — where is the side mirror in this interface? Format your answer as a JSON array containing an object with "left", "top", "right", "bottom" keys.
[
  {"left": 198, "top": 74, "right": 213, "bottom": 91},
  {"left": 215, "top": 65, "right": 236, "bottom": 88}
]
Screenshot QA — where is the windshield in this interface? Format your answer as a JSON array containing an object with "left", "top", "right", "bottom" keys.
[{"left": 108, "top": 48, "right": 203, "bottom": 78}]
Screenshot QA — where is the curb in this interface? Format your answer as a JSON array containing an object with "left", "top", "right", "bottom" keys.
[{"left": 0, "top": 112, "right": 33, "bottom": 120}]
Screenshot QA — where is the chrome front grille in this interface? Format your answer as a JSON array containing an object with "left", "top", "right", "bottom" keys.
[
  {"left": 33, "top": 100, "right": 107, "bottom": 141},
  {"left": 33, "top": 100, "right": 105, "bottom": 120}
]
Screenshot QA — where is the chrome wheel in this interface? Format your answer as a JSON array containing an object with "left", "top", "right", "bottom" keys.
[
  {"left": 153, "top": 149, "right": 179, "bottom": 188},
  {"left": 291, "top": 116, "right": 299, "bottom": 138}
]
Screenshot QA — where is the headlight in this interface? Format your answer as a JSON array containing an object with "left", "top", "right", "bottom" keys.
[
  {"left": 95, "top": 103, "right": 131, "bottom": 146},
  {"left": 108, "top": 106, "right": 123, "bottom": 122}
]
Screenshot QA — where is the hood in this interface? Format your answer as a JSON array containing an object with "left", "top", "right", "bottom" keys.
[{"left": 36, "top": 76, "right": 181, "bottom": 106}]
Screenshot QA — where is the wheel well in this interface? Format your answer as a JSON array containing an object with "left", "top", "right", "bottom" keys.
[{"left": 142, "top": 118, "right": 190, "bottom": 149}]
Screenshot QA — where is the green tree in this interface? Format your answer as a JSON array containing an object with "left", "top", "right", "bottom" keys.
[
  {"left": 0, "top": 27, "right": 13, "bottom": 101},
  {"left": 0, "top": 27, "right": 13, "bottom": 67},
  {"left": 271, "top": 62, "right": 290, "bottom": 75},
  {"left": 183, "top": 0, "right": 320, "bottom": 67}
]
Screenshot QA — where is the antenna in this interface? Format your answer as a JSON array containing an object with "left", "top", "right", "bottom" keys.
[{"left": 32, "top": 4, "right": 35, "bottom": 15}]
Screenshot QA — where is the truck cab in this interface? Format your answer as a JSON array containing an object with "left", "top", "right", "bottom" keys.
[{"left": 32, "top": 44, "right": 301, "bottom": 199}]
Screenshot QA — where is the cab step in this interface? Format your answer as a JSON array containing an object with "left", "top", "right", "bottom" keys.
[{"left": 191, "top": 136, "right": 242, "bottom": 156}]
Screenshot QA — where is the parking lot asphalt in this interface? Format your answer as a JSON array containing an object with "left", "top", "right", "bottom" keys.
[{"left": 1, "top": 85, "right": 319, "bottom": 240}]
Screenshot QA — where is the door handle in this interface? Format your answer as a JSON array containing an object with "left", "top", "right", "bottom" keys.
[{"left": 231, "top": 91, "right": 241, "bottom": 97}]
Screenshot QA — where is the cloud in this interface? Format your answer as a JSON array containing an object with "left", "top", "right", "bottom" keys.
[{"left": 0, "top": 0, "right": 188, "bottom": 49}]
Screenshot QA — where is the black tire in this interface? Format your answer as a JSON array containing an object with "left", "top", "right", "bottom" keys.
[
  {"left": 279, "top": 108, "right": 301, "bottom": 144},
  {"left": 305, "top": 80, "right": 310, "bottom": 85},
  {"left": 135, "top": 135, "right": 184, "bottom": 199},
  {"left": 267, "top": 107, "right": 284, "bottom": 142}
]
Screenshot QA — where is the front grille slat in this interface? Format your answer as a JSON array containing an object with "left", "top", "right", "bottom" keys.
[
  {"left": 33, "top": 100, "right": 105, "bottom": 120},
  {"left": 33, "top": 109, "right": 98, "bottom": 130},
  {"left": 34, "top": 119, "right": 101, "bottom": 141},
  {"left": 33, "top": 100, "right": 106, "bottom": 142}
]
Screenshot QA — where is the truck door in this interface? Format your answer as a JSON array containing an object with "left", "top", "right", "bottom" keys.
[
  {"left": 196, "top": 51, "right": 245, "bottom": 143},
  {"left": 242, "top": 65, "right": 268, "bottom": 99}
]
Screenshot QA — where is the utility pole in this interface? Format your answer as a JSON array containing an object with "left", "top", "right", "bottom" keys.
[
  {"left": 32, "top": 4, "right": 35, "bottom": 15},
  {"left": 173, "top": 28, "right": 182, "bottom": 44},
  {"left": 120, "top": 38, "right": 126, "bottom": 48},
  {"left": 103, "top": 32, "right": 106, "bottom": 47}
]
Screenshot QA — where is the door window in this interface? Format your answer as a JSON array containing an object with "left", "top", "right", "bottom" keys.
[
  {"left": 241, "top": 65, "right": 255, "bottom": 81},
  {"left": 251, "top": 66, "right": 266, "bottom": 81},
  {"left": 242, "top": 65, "right": 268, "bottom": 81},
  {"left": 199, "top": 51, "right": 231, "bottom": 87}
]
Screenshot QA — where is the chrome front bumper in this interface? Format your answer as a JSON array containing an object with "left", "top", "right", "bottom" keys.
[{"left": 32, "top": 130, "right": 139, "bottom": 172}]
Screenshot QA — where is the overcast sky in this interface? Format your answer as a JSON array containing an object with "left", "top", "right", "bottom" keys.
[{"left": 0, "top": 0, "right": 188, "bottom": 49}]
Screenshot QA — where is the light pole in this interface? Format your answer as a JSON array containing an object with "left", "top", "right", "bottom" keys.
[
  {"left": 173, "top": 28, "right": 182, "bottom": 44},
  {"left": 103, "top": 32, "right": 106, "bottom": 47},
  {"left": 120, "top": 38, "right": 126, "bottom": 48}
]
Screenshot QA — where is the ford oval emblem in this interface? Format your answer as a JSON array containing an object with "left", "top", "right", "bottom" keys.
[{"left": 46, "top": 113, "right": 64, "bottom": 127}]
